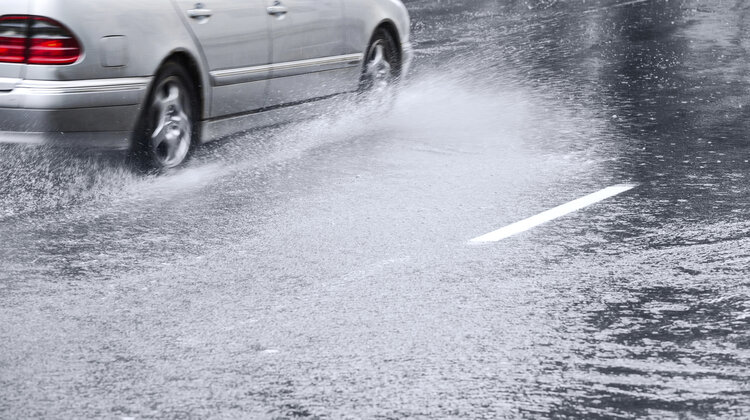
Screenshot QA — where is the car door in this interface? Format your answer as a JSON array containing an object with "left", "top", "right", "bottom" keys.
[
  {"left": 174, "top": 0, "right": 270, "bottom": 118},
  {"left": 265, "top": 0, "right": 356, "bottom": 107}
]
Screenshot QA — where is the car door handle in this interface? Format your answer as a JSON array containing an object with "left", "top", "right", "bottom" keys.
[
  {"left": 187, "top": 8, "right": 213, "bottom": 19},
  {"left": 267, "top": 5, "right": 288, "bottom": 16}
]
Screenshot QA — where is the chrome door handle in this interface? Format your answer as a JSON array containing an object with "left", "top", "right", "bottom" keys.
[
  {"left": 188, "top": 2, "right": 213, "bottom": 20},
  {"left": 188, "top": 8, "right": 213, "bottom": 18},
  {"left": 267, "top": 2, "right": 288, "bottom": 17}
]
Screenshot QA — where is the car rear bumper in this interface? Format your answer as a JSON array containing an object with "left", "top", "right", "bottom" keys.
[{"left": 0, "top": 77, "right": 152, "bottom": 150}]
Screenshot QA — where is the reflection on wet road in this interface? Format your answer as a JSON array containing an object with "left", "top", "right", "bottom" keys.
[{"left": 1, "top": 0, "right": 749, "bottom": 418}]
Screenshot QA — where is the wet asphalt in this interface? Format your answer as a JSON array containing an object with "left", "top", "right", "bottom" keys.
[{"left": 1, "top": 0, "right": 750, "bottom": 418}]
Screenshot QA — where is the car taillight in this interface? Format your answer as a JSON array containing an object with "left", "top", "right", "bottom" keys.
[
  {"left": 28, "top": 17, "right": 81, "bottom": 64},
  {"left": 0, "top": 16, "right": 28, "bottom": 63},
  {"left": 0, "top": 15, "right": 82, "bottom": 65}
]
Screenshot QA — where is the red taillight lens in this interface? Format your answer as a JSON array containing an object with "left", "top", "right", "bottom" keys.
[
  {"left": 28, "top": 37, "right": 80, "bottom": 64},
  {"left": 28, "top": 17, "right": 81, "bottom": 64},
  {"left": 0, "top": 15, "right": 81, "bottom": 65},
  {"left": 0, "top": 16, "right": 28, "bottom": 63},
  {"left": 0, "top": 37, "right": 26, "bottom": 63}
]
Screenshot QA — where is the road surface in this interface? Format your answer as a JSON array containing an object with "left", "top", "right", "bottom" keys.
[{"left": 1, "top": 0, "right": 749, "bottom": 418}]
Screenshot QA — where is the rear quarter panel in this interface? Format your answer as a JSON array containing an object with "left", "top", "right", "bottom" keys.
[
  {"left": 15, "top": 0, "right": 211, "bottom": 116},
  {"left": 24, "top": 0, "right": 203, "bottom": 80}
]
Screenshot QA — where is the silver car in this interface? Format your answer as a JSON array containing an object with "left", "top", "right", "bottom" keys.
[{"left": 0, "top": 0, "right": 412, "bottom": 170}]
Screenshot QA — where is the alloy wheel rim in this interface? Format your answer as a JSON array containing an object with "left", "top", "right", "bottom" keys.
[
  {"left": 150, "top": 79, "right": 191, "bottom": 168},
  {"left": 365, "top": 41, "right": 392, "bottom": 93}
]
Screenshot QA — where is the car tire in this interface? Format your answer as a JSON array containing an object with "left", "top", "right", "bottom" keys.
[
  {"left": 359, "top": 28, "right": 401, "bottom": 105},
  {"left": 132, "top": 61, "right": 199, "bottom": 172}
]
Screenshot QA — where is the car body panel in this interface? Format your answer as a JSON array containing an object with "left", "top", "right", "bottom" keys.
[
  {"left": 343, "top": 0, "right": 411, "bottom": 53},
  {"left": 174, "top": 0, "right": 270, "bottom": 117},
  {"left": 265, "top": 0, "right": 357, "bottom": 106},
  {"left": 0, "top": 0, "right": 412, "bottom": 150}
]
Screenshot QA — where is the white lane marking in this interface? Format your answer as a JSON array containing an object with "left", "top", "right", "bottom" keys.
[
  {"left": 583, "top": 0, "right": 652, "bottom": 14},
  {"left": 469, "top": 184, "right": 638, "bottom": 244}
]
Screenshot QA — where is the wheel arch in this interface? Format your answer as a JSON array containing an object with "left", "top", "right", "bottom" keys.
[{"left": 152, "top": 50, "right": 208, "bottom": 121}]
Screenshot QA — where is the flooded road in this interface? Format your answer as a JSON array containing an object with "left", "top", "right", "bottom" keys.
[{"left": 1, "top": 0, "right": 749, "bottom": 418}]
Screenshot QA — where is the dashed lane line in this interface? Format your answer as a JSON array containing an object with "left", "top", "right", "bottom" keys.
[
  {"left": 469, "top": 183, "right": 638, "bottom": 244},
  {"left": 583, "top": 0, "right": 652, "bottom": 14}
]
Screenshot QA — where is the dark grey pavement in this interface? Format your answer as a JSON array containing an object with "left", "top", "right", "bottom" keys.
[{"left": 1, "top": 0, "right": 749, "bottom": 418}]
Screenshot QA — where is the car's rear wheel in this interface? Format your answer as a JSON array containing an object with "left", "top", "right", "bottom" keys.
[
  {"left": 133, "top": 61, "right": 198, "bottom": 172},
  {"left": 359, "top": 28, "right": 400, "bottom": 103}
]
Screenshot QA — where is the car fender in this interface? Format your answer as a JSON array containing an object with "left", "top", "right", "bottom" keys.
[{"left": 344, "top": 0, "right": 411, "bottom": 57}]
